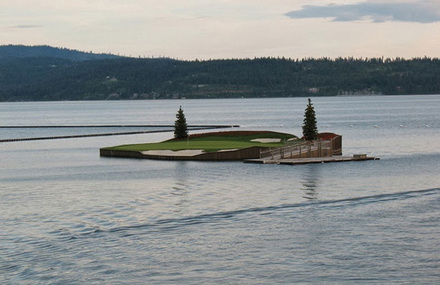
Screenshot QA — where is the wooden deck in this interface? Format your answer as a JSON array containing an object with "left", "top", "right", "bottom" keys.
[{"left": 244, "top": 155, "right": 379, "bottom": 165}]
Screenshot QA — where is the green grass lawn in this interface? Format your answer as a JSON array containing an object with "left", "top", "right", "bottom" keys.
[{"left": 103, "top": 131, "right": 299, "bottom": 152}]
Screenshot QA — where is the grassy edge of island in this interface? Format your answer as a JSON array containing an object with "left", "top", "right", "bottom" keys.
[{"left": 101, "top": 130, "right": 299, "bottom": 153}]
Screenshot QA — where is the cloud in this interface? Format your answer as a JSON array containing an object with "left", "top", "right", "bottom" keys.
[
  {"left": 9, "top": 25, "right": 42, "bottom": 29},
  {"left": 285, "top": 1, "right": 440, "bottom": 23}
]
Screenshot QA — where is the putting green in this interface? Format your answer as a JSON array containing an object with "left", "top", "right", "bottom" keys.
[{"left": 103, "top": 131, "right": 299, "bottom": 153}]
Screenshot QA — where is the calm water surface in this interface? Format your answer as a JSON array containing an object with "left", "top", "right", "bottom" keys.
[{"left": 1, "top": 96, "right": 439, "bottom": 284}]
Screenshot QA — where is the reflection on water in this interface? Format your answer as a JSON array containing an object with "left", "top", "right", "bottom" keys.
[
  {"left": 172, "top": 161, "right": 190, "bottom": 212},
  {"left": 300, "top": 165, "right": 321, "bottom": 200}
]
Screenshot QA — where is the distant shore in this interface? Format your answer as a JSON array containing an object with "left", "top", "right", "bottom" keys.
[{"left": 2, "top": 45, "right": 439, "bottom": 101}]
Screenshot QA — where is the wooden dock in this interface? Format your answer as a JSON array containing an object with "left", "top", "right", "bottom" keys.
[{"left": 244, "top": 155, "right": 379, "bottom": 165}]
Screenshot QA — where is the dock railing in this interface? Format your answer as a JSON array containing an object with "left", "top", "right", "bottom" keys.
[{"left": 259, "top": 139, "right": 334, "bottom": 160}]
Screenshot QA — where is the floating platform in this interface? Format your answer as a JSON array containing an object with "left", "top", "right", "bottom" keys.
[{"left": 243, "top": 155, "right": 379, "bottom": 165}]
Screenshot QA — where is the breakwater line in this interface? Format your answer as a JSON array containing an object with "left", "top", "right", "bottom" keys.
[
  {"left": 0, "top": 124, "right": 239, "bottom": 128},
  {"left": 0, "top": 125, "right": 239, "bottom": 143}
]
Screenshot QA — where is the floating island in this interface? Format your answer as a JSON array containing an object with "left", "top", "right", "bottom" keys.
[
  {"left": 100, "top": 130, "right": 377, "bottom": 163},
  {"left": 100, "top": 130, "right": 299, "bottom": 161}
]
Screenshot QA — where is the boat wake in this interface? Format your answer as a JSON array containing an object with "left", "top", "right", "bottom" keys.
[{"left": 62, "top": 187, "right": 439, "bottom": 239}]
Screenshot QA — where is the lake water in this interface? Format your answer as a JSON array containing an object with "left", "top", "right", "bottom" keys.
[{"left": 1, "top": 96, "right": 439, "bottom": 284}]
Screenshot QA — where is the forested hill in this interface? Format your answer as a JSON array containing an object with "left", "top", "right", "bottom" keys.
[
  {"left": 0, "top": 45, "right": 121, "bottom": 61},
  {"left": 1, "top": 45, "right": 440, "bottom": 101}
]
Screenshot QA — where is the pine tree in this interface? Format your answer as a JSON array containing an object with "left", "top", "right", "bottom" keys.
[
  {"left": 174, "top": 106, "right": 188, "bottom": 139},
  {"left": 302, "top": 98, "right": 318, "bottom": 141}
]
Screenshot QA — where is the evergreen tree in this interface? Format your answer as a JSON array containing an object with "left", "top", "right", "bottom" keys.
[
  {"left": 174, "top": 106, "right": 188, "bottom": 139},
  {"left": 302, "top": 98, "right": 318, "bottom": 141}
]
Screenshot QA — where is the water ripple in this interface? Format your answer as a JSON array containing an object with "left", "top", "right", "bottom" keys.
[{"left": 60, "top": 188, "right": 439, "bottom": 240}]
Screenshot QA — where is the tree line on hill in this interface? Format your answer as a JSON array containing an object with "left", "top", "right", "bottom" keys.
[{"left": 0, "top": 45, "right": 439, "bottom": 101}]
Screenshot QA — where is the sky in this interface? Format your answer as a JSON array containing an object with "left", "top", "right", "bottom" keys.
[{"left": 1, "top": 0, "right": 440, "bottom": 60}]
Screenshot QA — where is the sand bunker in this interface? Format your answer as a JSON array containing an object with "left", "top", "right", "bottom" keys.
[
  {"left": 251, "top": 138, "right": 281, "bottom": 143},
  {"left": 141, "top": 148, "right": 240, "bottom": 157},
  {"left": 142, "top": 149, "right": 204, "bottom": 157}
]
